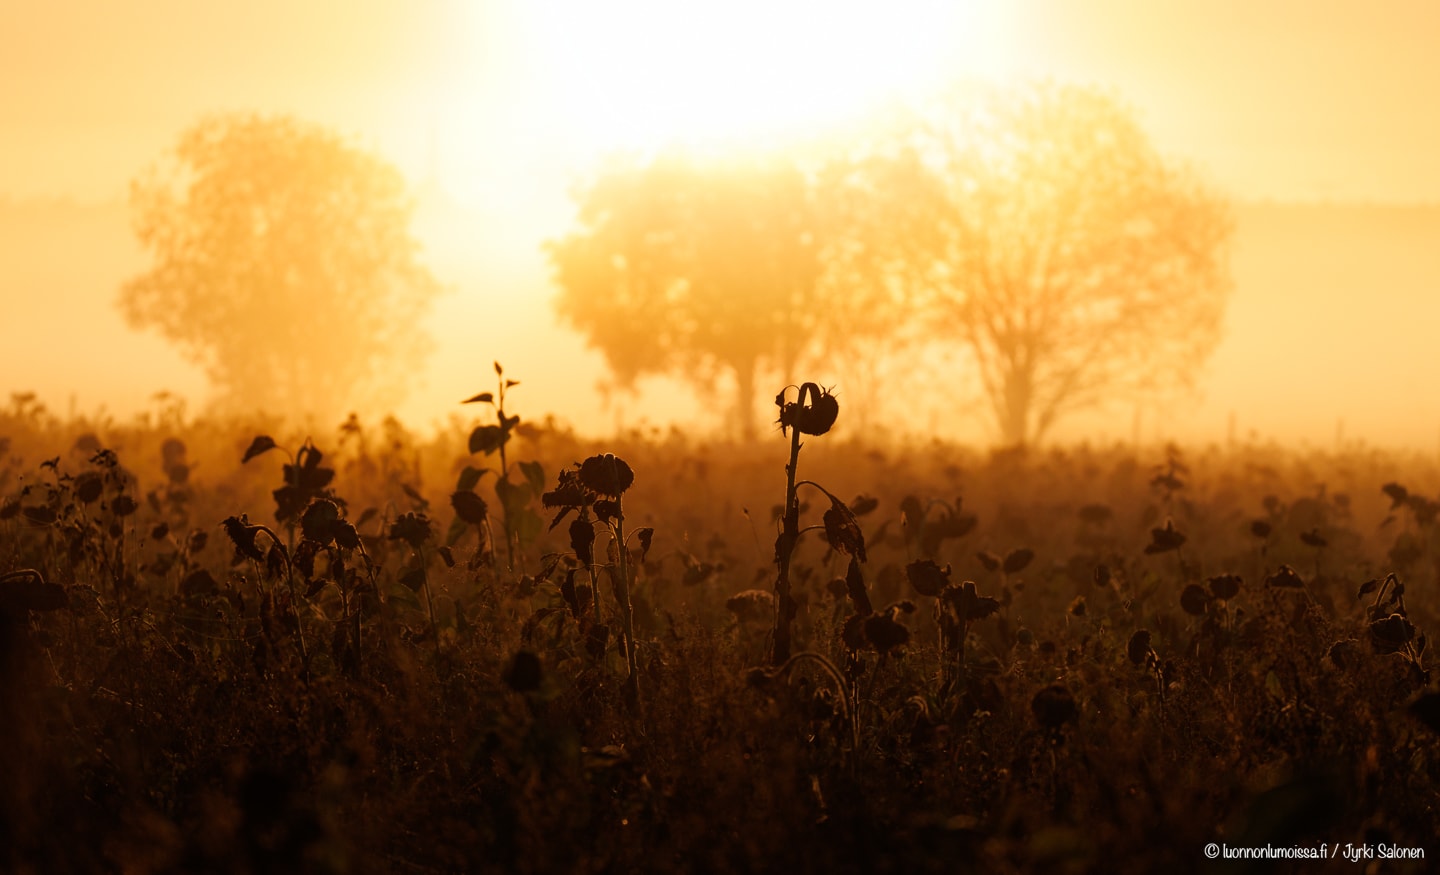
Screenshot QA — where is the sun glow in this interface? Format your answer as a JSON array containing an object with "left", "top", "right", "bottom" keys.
[
  {"left": 499, "top": 0, "right": 1004, "bottom": 154},
  {"left": 426, "top": 0, "right": 1013, "bottom": 194}
]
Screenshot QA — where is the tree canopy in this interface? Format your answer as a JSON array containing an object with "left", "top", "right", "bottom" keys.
[
  {"left": 549, "top": 81, "right": 1233, "bottom": 445},
  {"left": 547, "top": 150, "right": 826, "bottom": 440},
  {"left": 120, "top": 114, "right": 443, "bottom": 424},
  {"left": 907, "top": 82, "right": 1234, "bottom": 445}
]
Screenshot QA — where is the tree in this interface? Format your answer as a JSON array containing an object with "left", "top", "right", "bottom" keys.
[
  {"left": 909, "top": 81, "right": 1233, "bottom": 446},
  {"left": 547, "top": 149, "right": 825, "bottom": 440},
  {"left": 120, "top": 114, "right": 443, "bottom": 423}
]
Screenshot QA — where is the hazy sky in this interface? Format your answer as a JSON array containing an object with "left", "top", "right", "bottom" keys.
[
  {"left": 3, "top": 1, "right": 1439, "bottom": 447},
  {"left": 5, "top": 0, "right": 1438, "bottom": 203}
]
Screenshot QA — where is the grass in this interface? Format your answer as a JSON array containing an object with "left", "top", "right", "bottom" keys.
[{"left": 1, "top": 397, "right": 1439, "bottom": 873}]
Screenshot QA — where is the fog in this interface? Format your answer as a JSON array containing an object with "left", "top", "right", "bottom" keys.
[{"left": 3, "top": 0, "right": 1439, "bottom": 448}]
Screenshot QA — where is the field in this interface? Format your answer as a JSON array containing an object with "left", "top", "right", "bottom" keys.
[{"left": 2, "top": 395, "right": 1438, "bottom": 874}]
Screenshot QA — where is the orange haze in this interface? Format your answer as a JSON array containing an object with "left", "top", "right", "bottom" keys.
[{"left": 2, "top": 1, "right": 1439, "bottom": 448}]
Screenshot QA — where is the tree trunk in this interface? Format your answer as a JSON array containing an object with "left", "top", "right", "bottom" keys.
[{"left": 1000, "top": 368, "right": 1032, "bottom": 448}]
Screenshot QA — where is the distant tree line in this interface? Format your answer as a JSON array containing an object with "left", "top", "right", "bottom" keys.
[{"left": 548, "top": 80, "right": 1234, "bottom": 446}]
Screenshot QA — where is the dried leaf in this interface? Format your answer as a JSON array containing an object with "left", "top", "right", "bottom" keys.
[
  {"left": 633, "top": 527, "right": 654, "bottom": 564},
  {"left": 1002, "top": 548, "right": 1034, "bottom": 574},
  {"left": 570, "top": 517, "right": 596, "bottom": 566},
  {"left": 845, "top": 556, "right": 872, "bottom": 616},
  {"left": 242, "top": 435, "right": 278, "bottom": 464},
  {"left": 822, "top": 498, "right": 866, "bottom": 562},
  {"left": 450, "top": 490, "right": 489, "bottom": 525},
  {"left": 906, "top": 559, "right": 950, "bottom": 598}
]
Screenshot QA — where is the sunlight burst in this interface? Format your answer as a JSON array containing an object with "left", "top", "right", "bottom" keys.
[{"left": 511, "top": 0, "right": 999, "bottom": 152}]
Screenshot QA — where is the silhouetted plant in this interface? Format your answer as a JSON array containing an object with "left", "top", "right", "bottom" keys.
[
  {"left": 770, "top": 382, "right": 860, "bottom": 664},
  {"left": 461, "top": 362, "right": 544, "bottom": 570},
  {"left": 544, "top": 453, "right": 646, "bottom": 709}
]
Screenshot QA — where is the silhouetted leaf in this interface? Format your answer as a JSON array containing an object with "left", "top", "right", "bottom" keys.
[
  {"left": 112, "top": 495, "right": 138, "bottom": 517},
  {"left": 845, "top": 556, "right": 872, "bottom": 616},
  {"left": 560, "top": 569, "right": 581, "bottom": 617},
  {"left": 456, "top": 465, "right": 489, "bottom": 493},
  {"left": 518, "top": 460, "right": 546, "bottom": 496},
  {"left": 451, "top": 490, "right": 488, "bottom": 525},
  {"left": 633, "top": 527, "right": 654, "bottom": 563},
  {"left": 850, "top": 495, "right": 879, "bottom": 517},
  {"left": 1369, "top": 613, "right": 1414, "bottom": 653},
  {"left": 399, "top": 568, "right": 426, "bottom": 592},
  {"left": 543, "top": 467, "right": 590, "bottom": 510},
  {"left": 822, "top": 498, "right": 866, "bottom": 562},
  {"left": 242, "top": 435, "right": 278, "bottom": 463},
  {"left": 469, "top": 425, "right": 507, "bottom": 455},
  {"left": 1002, "top": 548, "right": 1034, "bottom": 574},
  {"left": 1382, "top": 482, "right": 1409, "bottom": 510},
  {"left": 570, "top": 517, "right": 595, "bottom": 566},
  {"left": 461, "top": 392, "right": 494, "bottom": 404},
  {"left": 906, "top": 559, "right": 950, "bottom": 598},
  {"left": 401, "top": 483, "right": 429, "bottom": 511}
]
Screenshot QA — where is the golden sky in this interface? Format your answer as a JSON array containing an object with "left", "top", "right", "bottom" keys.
[{"left": 3, "top": 0, "right": 1440, "bottom": 446}]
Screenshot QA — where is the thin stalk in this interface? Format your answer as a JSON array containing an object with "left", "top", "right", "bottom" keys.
[
  {"left": 772, "top": 390, "right": 809, "bottom": 665},
  {"left": 613, "top": 497, "right": 640, "bottom": 710},
  {"left": 283, "top": 562, "right": 310, "bottom": 684},
  {"left": 418, "top": 544, "right": 442, "bottom": 664},
  {"left": 772, "top": 651, "right": 858, "bottom": 761}
]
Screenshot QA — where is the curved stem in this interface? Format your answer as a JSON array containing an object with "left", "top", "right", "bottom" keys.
[
  {"left": 613, "top": 498, "right": 640, "bottom": 711},
  {"left": 772, "top": 650, "right": 858, "bottom": 758}
]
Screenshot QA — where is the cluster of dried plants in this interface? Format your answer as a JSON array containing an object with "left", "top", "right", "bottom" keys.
[{"left": 1, "top": 387, "right": 1438, "bottom": 873}]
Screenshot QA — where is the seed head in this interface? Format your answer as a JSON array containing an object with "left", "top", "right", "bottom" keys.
[{"left": 579, "top": 454, "right": 634, "bottom": 497}]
